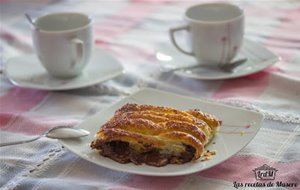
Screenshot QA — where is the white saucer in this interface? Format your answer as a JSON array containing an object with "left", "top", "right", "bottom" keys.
[
  {"left": 157, "top": 39, "right": 279, "bottom": 80},
  {"left": 5, "top": 47, "right": 124, "bottom": 90}
]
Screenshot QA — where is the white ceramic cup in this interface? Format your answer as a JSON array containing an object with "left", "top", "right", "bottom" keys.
[
  {"left": 33, "top": 12, "right": 93, "bottom": 78},
  {"left": 170, "top": 3, "right": 244, "bottom": 66}
]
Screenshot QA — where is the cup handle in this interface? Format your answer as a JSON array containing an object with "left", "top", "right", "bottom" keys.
[
  {"left": 71, "top": 38, "right": 85, "bottom": 67},
  {"left": 169, "top": 25, "right": 194, "bottom": 56}
]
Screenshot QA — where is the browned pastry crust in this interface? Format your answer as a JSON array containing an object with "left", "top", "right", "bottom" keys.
[{"left": 90, "top": 103, "right": 221, "bottom": 167}]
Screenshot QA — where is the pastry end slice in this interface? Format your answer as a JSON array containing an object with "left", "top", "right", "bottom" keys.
[{"left": 91, "top": 103, "right": 221, "bottom": 167}]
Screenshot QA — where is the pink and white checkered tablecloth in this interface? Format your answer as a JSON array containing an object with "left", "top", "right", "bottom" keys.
[{"left": 1, "top": 0, "right": 300, "bottom": 189}]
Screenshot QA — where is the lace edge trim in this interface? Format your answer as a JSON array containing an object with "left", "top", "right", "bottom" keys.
[
  {"left": 2, "top": 145, "right": 64, "bottom": 190},
  {"left": 218, "top": 99, "right": 300, "bottom": 124}
]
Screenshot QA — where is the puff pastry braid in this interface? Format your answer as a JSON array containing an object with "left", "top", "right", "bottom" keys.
[{"left": 91, "top": 103, "right": 221, "bottom": 167}]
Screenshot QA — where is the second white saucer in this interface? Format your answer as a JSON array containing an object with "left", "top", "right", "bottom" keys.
[
  {"left": 157, "top": 39, "right": 279, "bottom": 80},
  {"left": 5, "top": 47, "right": 124, "bottom": 90}
]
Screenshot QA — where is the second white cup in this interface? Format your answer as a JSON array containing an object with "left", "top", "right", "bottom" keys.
[
  {"left": 33, "top": 12, "right": 93, "bottom": 78},
  {"left": 170, "top": 3, "right": 244, "bottom": 66}
]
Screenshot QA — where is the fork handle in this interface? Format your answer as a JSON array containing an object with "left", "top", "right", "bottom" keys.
[{"left": 0, "top": 136, "right": 42, "bottom": 147}]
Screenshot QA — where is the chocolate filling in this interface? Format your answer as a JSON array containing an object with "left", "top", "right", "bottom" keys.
[{"left": 91, "top": 140, "right": 195, "bottom": 167}]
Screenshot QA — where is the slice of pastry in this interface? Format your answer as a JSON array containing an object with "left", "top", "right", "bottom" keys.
[{"left": 90, "top": 103, "right": 221, "bottom": 167}]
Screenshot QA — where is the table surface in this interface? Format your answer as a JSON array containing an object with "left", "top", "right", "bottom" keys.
[{"left": 0, "top": 0, "right": 299, "bottom": 190}]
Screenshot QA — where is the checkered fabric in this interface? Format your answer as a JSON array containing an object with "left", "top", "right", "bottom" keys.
[{"left": 0, "top": 0, "right": 299, "bottom": 189}]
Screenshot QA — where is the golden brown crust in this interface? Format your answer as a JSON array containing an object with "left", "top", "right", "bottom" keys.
[
  {"left": 115, "top": 108, "right": 213, "bottom": 142},
  {"left": 186, "top": 109, "right": 221, "bottom": 135},
  {"left": 91, "top": 103, "right": 221, "bottom": 166}
]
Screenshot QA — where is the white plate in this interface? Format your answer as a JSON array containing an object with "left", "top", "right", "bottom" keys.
[
  {"left": 5, "top": 47, "right": 124, "bottom": 90},
  {"left": 59, "top": 88, "right": 263, "bottom": 176},
  {"left": 157, "top": 38, "right": 279, "bottom": 80}
]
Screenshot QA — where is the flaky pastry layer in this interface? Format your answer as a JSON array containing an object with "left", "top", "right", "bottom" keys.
[{"left": 91, "top": 103, "right": 221, "bottom": 167}]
